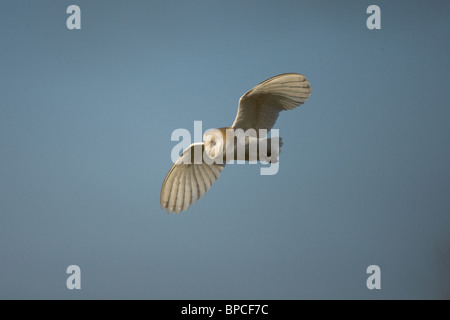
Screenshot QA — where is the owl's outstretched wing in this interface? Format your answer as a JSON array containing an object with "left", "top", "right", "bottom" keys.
[
  {"left": 231, "top": 73, "right": 311, "bottom": 136},
  {"left": 160, "top": 143, "right": 225, "bottom": 214}
]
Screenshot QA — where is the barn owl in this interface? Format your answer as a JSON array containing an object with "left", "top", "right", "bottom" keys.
[{"left": 160, "top": 73, "right": 311, "bottom": 213}]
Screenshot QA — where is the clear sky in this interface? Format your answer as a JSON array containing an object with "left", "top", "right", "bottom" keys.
[{"left": 1, "top": 0, "right": 449, "bottom": 299}]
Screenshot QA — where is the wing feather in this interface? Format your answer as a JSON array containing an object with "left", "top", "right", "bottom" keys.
[
  {"left": 231, "top": 73, "right": 311, "bottom": 135},
  {"left": 174, "top": 167, "right": 186, "bottom": 214},
  {"left": 193, "top": 163, "right": 207, "bottom": 199},
  {"left": 189, "top": 165, "right": 199, "bottom": 206},
  {"left": 167, "top": 165, "right": 181, "bottom": 213},
  {"left": 160, "top": 143, "right": 225, "bottom": 213},
  {"left": 182, "top": 165, "right": 192, "bottom": 212}
]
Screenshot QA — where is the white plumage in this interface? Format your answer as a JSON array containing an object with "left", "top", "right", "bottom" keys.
[{"left": 161, "top": 73, "right": 311, "bottom": 213}]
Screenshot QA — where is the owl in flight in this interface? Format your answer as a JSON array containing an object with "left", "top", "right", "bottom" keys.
[{"left": 161, "top": 73, "right": 311, "bottom": 213}]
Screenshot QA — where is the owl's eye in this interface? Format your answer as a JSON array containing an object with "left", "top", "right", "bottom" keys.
[{"left": 211, "top": 141, "right": 216, "bottom": 146}]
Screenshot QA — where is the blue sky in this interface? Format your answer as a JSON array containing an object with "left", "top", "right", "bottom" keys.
[{"left": 1, "top": 0, "right": 449, "bottom": 299}]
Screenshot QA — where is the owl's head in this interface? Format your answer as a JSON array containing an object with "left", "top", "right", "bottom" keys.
[{"left": 203, "top": 128, "right": 225, "bottom": 160}]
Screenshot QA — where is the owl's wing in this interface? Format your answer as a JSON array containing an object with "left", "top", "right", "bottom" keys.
[
  {"left": 160, "top": 143, "right": 225, "bottom": 214},
  {"left": 231, "top": 73, "right": 311, "bottom": 136}
]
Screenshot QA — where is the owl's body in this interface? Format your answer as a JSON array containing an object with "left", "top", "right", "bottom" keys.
[
  {"left": 202, "top": 127, "right": 282, "bottom": 164},
  {"left": 161, "top": 73, "right": 311, "bottom": 213}
]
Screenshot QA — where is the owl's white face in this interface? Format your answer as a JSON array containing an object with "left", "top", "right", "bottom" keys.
[{"left": 203, "top": 129, "right": 224, "bottom": 160}]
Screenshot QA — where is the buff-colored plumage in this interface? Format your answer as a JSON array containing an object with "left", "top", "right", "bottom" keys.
[{"left": 161, "top": 73, "right": 311, "bottom": 213}]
